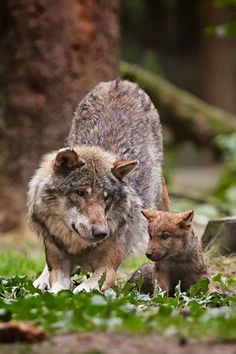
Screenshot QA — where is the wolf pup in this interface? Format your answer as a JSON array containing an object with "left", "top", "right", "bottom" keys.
[
  {"left": 129, "top": 209, "right": 209, "bottom": 296},
  {"left": 28, "top": 80, "right": 167, "bottom": 294}
]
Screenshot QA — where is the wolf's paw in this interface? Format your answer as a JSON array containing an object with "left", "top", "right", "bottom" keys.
[
  {"left": 49, "top": 283, "right": 69, "bottom": 294},
  {"left": 33, "top": 278, "right": 49, "bottom": 291},
  {"left": 33, "top": 266, "right": 50, "bottom": 291},
  {"left": 73, "top": 281, "right": 98, "bottom": 294}
]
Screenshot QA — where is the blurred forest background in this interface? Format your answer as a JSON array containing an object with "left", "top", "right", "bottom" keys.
[{"left": 0, "top": 0, "right": 236, "bottom": 234}]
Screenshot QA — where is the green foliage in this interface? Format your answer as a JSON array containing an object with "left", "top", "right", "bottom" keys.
[
  {"left": 0, "top": 250, "right": 44, "bottom": 278},
  {"left": 0, "top": 252, "right": 235, "bottom": 341}
]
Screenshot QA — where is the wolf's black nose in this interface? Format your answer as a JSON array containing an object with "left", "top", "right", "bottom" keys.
[
  {"left": 145, "top": 251, "right": 153, "bottom": 259},
  {"left": 92, "top": 225, "right": 109, "bottom": 240}
]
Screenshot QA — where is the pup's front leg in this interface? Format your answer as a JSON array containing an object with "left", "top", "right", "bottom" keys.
[
  {"left": 155, "top": 270, "right": 170, "bottom": 295},
  {"left": 45, "top": 240, "right": 73, "bottom": 294},
  {"left": 73, "top": 267, "right": 116, "bottom": 293}
]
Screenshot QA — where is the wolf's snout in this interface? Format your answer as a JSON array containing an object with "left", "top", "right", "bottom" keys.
[{"left": 92, "top": 225, "right": 109, "bottom": 240}]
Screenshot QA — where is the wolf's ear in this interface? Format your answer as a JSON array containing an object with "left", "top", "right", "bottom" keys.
[
  {"left": 177, "top": 209, "right": 194, "bottom": 229},
  {"left": 111, "top": 160, "right": 138, "bottom": 180},
  {"left": 53, "top": 148, "right": 85, "bottom": 174},
  {"left": 142, "top": 209, "right": 159, "bottom": 222}
]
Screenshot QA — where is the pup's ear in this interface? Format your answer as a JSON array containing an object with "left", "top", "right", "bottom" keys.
[
  {"left": 142, "top": 209, "right": 159, "bottom": 222},
  {"left": 177, "top": 209, "right": 194, "bottom": 229},
  {"left": 111, "top": 160, "right": 138, "bottom": 180},
  {"left": 53, "top": 148, "right": 85, "bottom": 174}
]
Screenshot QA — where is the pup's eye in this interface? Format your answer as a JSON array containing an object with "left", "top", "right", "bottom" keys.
[
  {"left": 160, "top": 233, "right": 170, "bottom": 240},
  {"left": 76, "top": 190, "right": 86, "bottom": 198}
]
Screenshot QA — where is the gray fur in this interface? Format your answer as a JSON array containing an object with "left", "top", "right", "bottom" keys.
[{"left": 68, "top": 80, "right": 163, "bottom": 209}]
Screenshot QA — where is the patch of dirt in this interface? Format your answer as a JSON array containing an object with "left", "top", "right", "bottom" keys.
[{"left": 0, "top": 333, "right": 236, "bottom": 354}]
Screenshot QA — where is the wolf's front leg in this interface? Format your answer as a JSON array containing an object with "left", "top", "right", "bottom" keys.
[
  {"left": 33, "top": 264, "right": 50, "bottom": 290},
  {"left": 73, "top": 267, "right": 116, "bottom": 293},
  {"left": 44, "top": 240, "right": 73, "bottom": 294},
  {"left": 73, "top": 240, "right": 123, "bottom": 293}
]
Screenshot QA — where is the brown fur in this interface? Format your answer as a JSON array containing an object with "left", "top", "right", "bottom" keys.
[
  {"left": 129, "top": 210, "right": 209, "bottom": 296},
  {"left": 128, "top": 263, "right": 155, "bottom": 295}
]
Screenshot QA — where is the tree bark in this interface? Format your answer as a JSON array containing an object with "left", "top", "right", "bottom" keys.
[
  {"left": 121, "top": 62, "right": 236, "bottom": 145},
  {"left": 0, "top": 0, "right": 119, "bottom": 225},
  {"left": 1, "top": 0, "right": 119, "bottom": 185},
  {"left": 0, "top": 0, "right": 119, "bottom": 229},
  {"left": 199, "top": 1, "right": 236, "bottom": 115}
]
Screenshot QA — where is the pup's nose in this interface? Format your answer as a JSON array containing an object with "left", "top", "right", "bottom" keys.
[
  {"left": 145, "top": 250, "right": 153, "bottom": 259},
  {"left": 92, "top": 225, "right": 109, "bottom": 240}
]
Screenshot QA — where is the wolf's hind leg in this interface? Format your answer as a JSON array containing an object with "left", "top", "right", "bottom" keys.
[{"left": 33, "top": 264, "right": 50, "bottom": 290}]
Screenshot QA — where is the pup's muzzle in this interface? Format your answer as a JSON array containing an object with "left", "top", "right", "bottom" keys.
[
  {"left": 145, "top": 250, "right": 153, "bottom": 260},
  {"left": 145, "top": 250, "right": 169, "bottom": 261}
]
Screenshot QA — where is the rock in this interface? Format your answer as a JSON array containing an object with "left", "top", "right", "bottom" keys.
[{"left": 201, "top": 216, "right": 236, "bottom": 254}]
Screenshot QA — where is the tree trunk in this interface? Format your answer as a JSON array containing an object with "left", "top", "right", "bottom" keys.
[
  {"left": 199, "top": 1, "right": 236, "bottom": 115},
  {"left": 0, "top": 0, "right": 119, "bottom": 226}
]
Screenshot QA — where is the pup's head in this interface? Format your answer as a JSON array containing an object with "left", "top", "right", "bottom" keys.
[
  {"left": 28, "top": 146, "right": 138, "bottom": 249},
  {"left": 142, "top": 209, "right": 194, "bottom": 262}
]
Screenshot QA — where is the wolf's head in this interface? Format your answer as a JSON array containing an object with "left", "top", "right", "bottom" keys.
[
  {"left": 142, "top": 209, "right": 194, "bottom": 262},
  {"left": 28, "top": 146, "right": 138, "bottom": 253}
]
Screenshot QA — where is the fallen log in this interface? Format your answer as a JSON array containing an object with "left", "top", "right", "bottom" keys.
[{"left": 120, "top": 62, "right": 236, "bottom": 146}]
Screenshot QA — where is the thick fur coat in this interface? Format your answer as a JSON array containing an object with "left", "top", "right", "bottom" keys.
[{"left": 129, "top": 210, "right": 209, "bottom": 296}]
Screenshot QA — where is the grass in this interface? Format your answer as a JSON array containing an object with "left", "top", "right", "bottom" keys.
[
  {"left": 0, "top": 248, "right": 236, "bottom": 342},
  {"left": 0, "top": 250, "right": 44, "bottom": 278}
]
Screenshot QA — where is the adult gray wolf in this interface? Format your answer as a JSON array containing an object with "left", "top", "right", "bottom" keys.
[{"left": 28, "top": 79, "right": 166, "bottom": 293}]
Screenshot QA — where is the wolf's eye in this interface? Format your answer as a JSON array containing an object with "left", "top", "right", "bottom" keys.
[
  {"left": 76, "top": 190, "right": 86, "bottom": 198},
  {"left": 103, "top": 191, "right": 109, "bottom": 200},
  {"left": 160, "top": 233, "right": 170, "bottom": 240}
]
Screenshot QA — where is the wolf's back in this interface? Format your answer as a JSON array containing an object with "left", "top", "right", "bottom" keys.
[{"left": 68, "top": 80, "right": 163, "bottom": 209}]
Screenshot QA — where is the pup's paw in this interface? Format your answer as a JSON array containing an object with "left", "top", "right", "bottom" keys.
[{"left": 73, "top": 281, "right": 98, "bottom": 294}]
